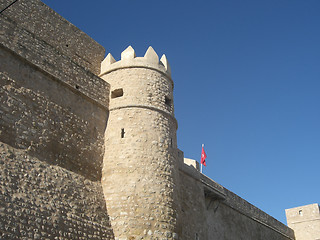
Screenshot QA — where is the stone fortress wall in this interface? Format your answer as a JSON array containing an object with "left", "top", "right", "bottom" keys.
[
  {"left": 0, "top": 0, "right": 316, "bottom": 239},
  {"left": 178, "top": 159, "right": 296, "bottom": 239},
  {"left": 0, "top": 0, "right": 109, "bottom": 180},
  {"left": 0, "top": 0, "right": 114, "bottom": 239},
  {"left": 0, "top": 142, "right": 114, "bottom": 239}
]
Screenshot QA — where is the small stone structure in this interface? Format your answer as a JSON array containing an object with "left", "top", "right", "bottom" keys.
[
  {"left": 0, "top": 0, "right": 317, "bottom": 239},
  {"left": 286, "top": 204, "right": 320, "bottom": 240}
]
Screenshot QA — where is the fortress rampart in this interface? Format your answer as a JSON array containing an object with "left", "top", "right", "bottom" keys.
[
  {"left": 1, "top": 0, "right": 114, "bottom": 238},
  {"left": 178, "top": 160, "right": 295, "bottom": 239},
  {"left": 0, "top": 0, "right": 109, "bottom": 181},
  {"left": 0, "top": 0, "right": 315, "bottom": 239}
]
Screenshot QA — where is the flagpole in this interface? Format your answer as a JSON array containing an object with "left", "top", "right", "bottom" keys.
[{"left": 201, "top": 144, "right": 204, "bottom": 173}]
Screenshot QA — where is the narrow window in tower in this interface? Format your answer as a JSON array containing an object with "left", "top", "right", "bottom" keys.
[
  {"left": 165, "top": 96, "right": 171, "bottom": 106},
  {"left": 111, "top": 88, "right": 123, "bottom": 98},
  {"left": 170, "top": 138, "right": 173, "bottom": 147},
  {"left": 299, "top": 210, "right": 303, "bottom": 216},
  {"left": 121, "top": 128, "right": 125, "bottom": 138}
]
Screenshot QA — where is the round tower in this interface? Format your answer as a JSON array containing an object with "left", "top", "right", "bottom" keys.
[{"left": 100, "top": 46, "right": 180, "bottom": 239}]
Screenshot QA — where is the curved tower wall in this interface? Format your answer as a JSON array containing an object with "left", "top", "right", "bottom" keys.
[{"left": 100, "top": 46, "right": 179, "bottom": 239}]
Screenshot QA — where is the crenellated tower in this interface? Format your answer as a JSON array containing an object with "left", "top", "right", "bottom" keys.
[{"left": 100, "top": 46, "right": 180, "bottom": 239}]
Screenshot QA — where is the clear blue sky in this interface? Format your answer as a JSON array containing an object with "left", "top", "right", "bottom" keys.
[{"left": 42, "top": 0, "right": 320, "bottom": 224}]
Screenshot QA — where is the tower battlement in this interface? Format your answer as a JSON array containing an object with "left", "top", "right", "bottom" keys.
[{"left": 100, "top": 46, "right": 171, "bottom": 78}]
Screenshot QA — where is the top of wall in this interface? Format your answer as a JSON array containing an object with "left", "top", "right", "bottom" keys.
[
  {"left": 179, "top": 159, "right": 295, "bottom": 239},
  {"left": 0, "top": 0, "right": 109, "bottom": 108},
  {"left": 286, "top": 203, "right": 320, "bottom": 224},
  {"left": 1, "top": 0, "right": 105, "bottom": 75}
]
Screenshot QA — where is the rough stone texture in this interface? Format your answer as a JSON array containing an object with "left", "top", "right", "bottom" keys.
[
  {"left": 0, "top": 0, "right": 306, "bottom": 239},
  {"left": 286, "top": 203, "right": 320, "bottom": 240},
  {"left": 0, "top": 0, "right": 105, "bottom": 75},
  {"left": 178, "top": 164, "right": 208, "bottom": 239},
  {"left": 100, "top": 56, "right": 180, "bottom": 239},
  {"left": 206, "top": 187, "right": 294, "bottom": 240},
  {"left": 0, "top": 10, "right": 109, "bottom": 108},
  {"left": 0, "top": 1, "right": 115, "bottom": 239},
  {"left": 0, "top": 142, "right": 114, "bottom": 239},
  {"left": 206, "top": 203, "right": 292, "bottom": 240},
  {"left": 0, "top": 0, "right": 110, "bottom": 180},
  {"left": 0, "top": 46, "right": 108, "bottom": 180},
  {"left": 101, "top": 69, "right": 174, "bottom": 115},
  {"left": 178, "top": 162, "right": 296, "bottom": 240}
]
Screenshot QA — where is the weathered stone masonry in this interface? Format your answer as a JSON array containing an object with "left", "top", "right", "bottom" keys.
[
  {"left": 0, "top": 142, "right": 114, "bottom": 239},
  {"left": 100, "top": 47, "right": 180, "bottom": 239},
  {"left": 0, "top": 0, "right": 109, "bottom": 180},
  {"left": 1, "top": 0, "right": 316, "bottom": 239},
  {"left": 1, "top": 0, "right": 114, "bottom": 239}
]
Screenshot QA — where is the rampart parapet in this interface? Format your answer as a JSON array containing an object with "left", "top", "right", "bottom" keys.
[{"left": 100, "top": 46, "right": 171, "bottom": 78}]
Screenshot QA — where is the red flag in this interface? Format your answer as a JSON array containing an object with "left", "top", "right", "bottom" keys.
[{"left": 201, "top": 145, "right": 207, "bottom": 166}]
